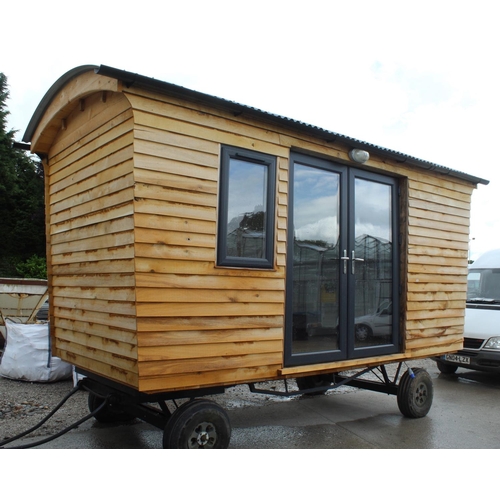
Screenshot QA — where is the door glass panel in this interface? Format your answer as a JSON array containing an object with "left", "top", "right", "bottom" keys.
[
  {"left": 353, "top": 178, "right": 393, "bottom": 348},
  {"left": 291, "top": 163, "right": 340, "bottom": 355}
]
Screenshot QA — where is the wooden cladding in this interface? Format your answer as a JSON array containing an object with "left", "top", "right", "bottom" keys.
[{"left": 38, "top": 69, "right": 479, "bottom": 393}]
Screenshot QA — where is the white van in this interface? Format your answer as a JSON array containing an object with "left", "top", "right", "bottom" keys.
[{"left": 435, "top": 248, "right": 500, "bottom": 374}]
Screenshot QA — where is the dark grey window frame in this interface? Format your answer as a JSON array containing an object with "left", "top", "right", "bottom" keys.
[{"left": 217, "top": 145, "right": 276, "bottom": 269}]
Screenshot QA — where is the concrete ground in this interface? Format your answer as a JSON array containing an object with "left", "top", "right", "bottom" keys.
[{"left": 10, "top": 358, "right": 500, "bottom": 449}]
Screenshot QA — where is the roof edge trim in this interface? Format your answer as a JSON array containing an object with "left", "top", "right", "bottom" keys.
[{"left": 22, "top": 65, "right": 99, "bottom": 143}]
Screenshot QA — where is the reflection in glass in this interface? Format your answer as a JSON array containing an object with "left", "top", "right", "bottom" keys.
[
  {"left": 292, "top": 164, "right": 340, "bottom": 354},
  {"left": 353, "top": 178, "right": 393, "bottom": 348},
  {"left": 226, "top": 160, "right": 267, "bottom": 259}
]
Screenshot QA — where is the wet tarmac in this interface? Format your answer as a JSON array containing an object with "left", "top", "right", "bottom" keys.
[{"left": 11, "top": 358, "right": 500, "bottom": 449}]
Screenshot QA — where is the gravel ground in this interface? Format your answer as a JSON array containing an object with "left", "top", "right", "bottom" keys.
[{"left": 0, "top": 374, "right": 88, "bottom": 445}]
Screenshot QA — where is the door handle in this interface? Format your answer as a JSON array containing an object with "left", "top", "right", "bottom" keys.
[
  {"left": 341, "top": 249, "right": 349, "bottom": 274},
  {"left": 351, "top": 251, "right": 364, "bottom": 274}
]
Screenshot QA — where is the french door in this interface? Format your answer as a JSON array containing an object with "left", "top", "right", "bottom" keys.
[{"left": 285, "top": 153, "right": 400, "bottom": 366}]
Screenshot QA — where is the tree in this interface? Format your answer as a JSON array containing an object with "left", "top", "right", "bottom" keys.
[{"left": 0, "top": 72, "right": 46, "bottom": 277}]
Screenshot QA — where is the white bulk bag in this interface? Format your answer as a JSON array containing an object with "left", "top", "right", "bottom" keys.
[{"left": 0, "top": 319, "right": 72, "bottom": 382}]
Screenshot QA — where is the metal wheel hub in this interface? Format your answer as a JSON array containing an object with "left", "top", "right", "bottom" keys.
[
  {"left": 414, "top": 382, "right": 428, "bottom": 406},
  {"left": 189, "top": 422, "right": 217, "bottom": 448}
]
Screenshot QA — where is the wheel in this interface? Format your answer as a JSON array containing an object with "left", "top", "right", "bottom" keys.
[
  {"left": 88, "top": 393, "right": 134, "bottom": 424},
  {"left": 397, "top": 368, "right": 433, "bottom": 418},
  {"left": 163, "top": 399, "right": 231, "bottom": 449},
  {"left": 296, "top": 373, "right": 334, "bottom": 395},
  {"left": 355, "top": 324, "right": 372, "bottom": 342},
  {"left": 436, "top": 359, "right": 458, "bottom": 374}
]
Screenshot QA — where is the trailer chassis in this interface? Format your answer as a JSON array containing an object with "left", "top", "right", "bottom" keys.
[{"left": 75, "top": 361, "right": 433, "bottom": 449}]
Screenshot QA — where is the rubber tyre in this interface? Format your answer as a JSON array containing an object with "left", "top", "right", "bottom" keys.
[
  {"left": 436, "top": 360, "right": 458, "bottom": 374},
  {"left": 397, "top": 368, "right": 433, "bottom": 418},
  {"left": 296, "top": 373, "right": 334, "bottom": 395},
  {"left": 355, "top": 324, "right": 372, "bottom": 342},
  {"left": 88, "top": 393, "right": 134, "bottom": 424},
  {"left": 163, "top": 399, "right": 231, "bottom": 449}
]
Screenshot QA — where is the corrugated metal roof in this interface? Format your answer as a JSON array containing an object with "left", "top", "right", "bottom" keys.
[{"left": 24, "top": 64, "right": 489, "bottom": 186}]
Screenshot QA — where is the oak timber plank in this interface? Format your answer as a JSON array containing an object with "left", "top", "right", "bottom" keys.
[
  {"left": 54, "top": 295, "right": 135, "bottom": 317},
  {"left": 409, "top": 206, "right": 469, "bottom": 225},
  {"left": 137, "top": 327, "right": 283, "bottom": 347},
  {"left": 55, "top": 317, "right": 137, "bottom": 344},
  {"left": 408, "top": 187, "right": 470, "bottom": 210},
  {"left": 406, "top": 282, "right": 466, "bottom": 293},
  {"left": 135, "top": 153, "right": 219, "bottom": 182},
  {"left": 50, "top": 124, "right": 134, "bottom": 186},
  {"left": 406, "top": 291, "right": 466, "bottom": 302},
  {"left": 408, "top": 225, "right": 469, "bottom": 242},
  {"left": 56, "top": 328, "right": 136, "bottom": 358},
  {"left": 135, "top": 125, "right": 219, "bottom": 155},
  {"left": 125, "top": 91, "right": 283, "bottom": 148},
  {"left": 135, "top": 138, "right": 218, "bottom": 169},
  {"left": 50, "top": 216, "right": 134, "bottom": 244},
  {"left": 136, "top": 301, "right": 283, "bottom": 317},
  {"left": 137, "top": 315, "right": 283, "bottom": 332},
  {"left": 136, "top": 288, "right": 283, "bottom": 303},
  {"left": 136, "top": 273, "right": 285, "bottom": 290},
  {"left": 51, "top": 187, "right": 135, "bottom": 225},
  {"left": 406, "top": 300, "right": 465, "bottom": 311},
  {"left": 406, "top": 308, "right": 464, "bottom": 321},
  {"left": 54, "top": 306, "right": 136, "bottom": 331},
  {"left": 134, "top": 182, "right": 217, "bottom": 208},
  {"left": 139, "top": 352, "right": 282, "bottom": 377},
  {"left": 51, "top": 258, "right": 135, "bottom": 275},
  {"left": 138, "top": 340, "right": 282, "bottom": 362},
  {"left": 51, "top": 230, "right": 133, "bottom": 255},
  {"left": 51, "top": 244, "right": 134, "bottom": 264},
  {"left": 407, "top": 263, "right": 468, "bottom": 276},
  {"left": 407, "top": 234, "right": 469, "bottom": 251},
  {"left": 135, "top": 229, "right": 215, "bottom": 248},
  {"left": 134, "top": 243, "right": 215, "bottom": 262},
  {"left": 50, "top": 203, "right": 134, "bottom": 235},
  {"left": 408, "top": 216, "right": 469, "bottom": 235},
  {"left": 55, "top": 337, "right": 137, "bottom": 371},
  {"left": 49, "top": 160, "right": 134, "bottom": 206},
  {"left": 410, "top": 179, "right": 473, "bottom": 202},
  {"left": 408, "top": 253, "right": 468, "bottom": 268},
  {"left": 406, "top": 316, "right": 465, "bottom": 330},
  {"left": 138, "top": 365, "right": 281, "bottom": 393},
  {"left": 51, "top": 171, "right": 134, "bottom": 215},
  {"left": 407, "top": 245, "right": 468, "bottom": 259},
  {"left": 132, "top": 108, "right": 287, "bottom": 157},
  {"left": 134, "top": 198, "right": 215, "bottom": 222},
  {"left": 134, "top": 168, "right": 217, "bottom": 195},
  {"left": 52, "top": 274, "right": 135, "bottom": 288},
  {"left": 134, "top": 213, "right": 215, "bottom": 235},
  {"left": 50, "top": 101, "right": 133, "bottom": 166},
  {"left": 408, "top": 198, "right": 470, "bottom": 219},
  {"left": 407, "top": 273, "right": 467, "bottom": 284}
]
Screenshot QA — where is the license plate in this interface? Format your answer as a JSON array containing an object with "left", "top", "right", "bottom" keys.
[{"left": 444, "top": 354, "right": 470, "bottom": 364}]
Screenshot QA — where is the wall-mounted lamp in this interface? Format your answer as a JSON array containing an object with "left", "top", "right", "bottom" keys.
[{"left": 349, "top": 149, "right": 370, "bottom": 164}]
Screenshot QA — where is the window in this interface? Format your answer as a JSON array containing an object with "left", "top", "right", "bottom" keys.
[{"left": 217, "top": 146, "right": 276, "bottom": 268}]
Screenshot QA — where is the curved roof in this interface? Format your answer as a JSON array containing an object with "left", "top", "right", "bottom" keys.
[{"left": 24, "top": 64, "right": 488, "bottom": 186}]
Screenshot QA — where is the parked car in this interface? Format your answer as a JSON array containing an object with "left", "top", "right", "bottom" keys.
[
  {"left": 435, "top": 249, "right": 500, "bottom": 374},
  {"left": 354, "top": 300, "right": 392, "bottom": 341}
]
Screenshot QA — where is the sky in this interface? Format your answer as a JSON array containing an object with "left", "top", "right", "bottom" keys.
[{"left": 2, "top": 0, "right": 499, "bottom": 260}]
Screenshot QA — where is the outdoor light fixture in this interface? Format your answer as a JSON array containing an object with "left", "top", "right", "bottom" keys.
[{"left": 349, "top": 148, "right": 370, "bottom": 163}]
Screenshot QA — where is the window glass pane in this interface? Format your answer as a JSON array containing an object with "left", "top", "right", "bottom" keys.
[
  {"left": 292, "top": 163, "right": 340, "bottom": 354},
  {"left": 226, "top": 159, "right": 267, "bottom": 259}
]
